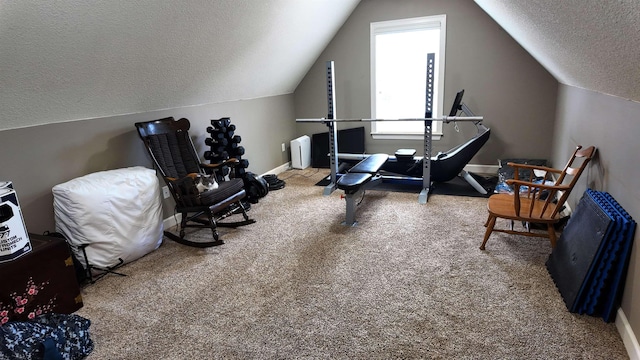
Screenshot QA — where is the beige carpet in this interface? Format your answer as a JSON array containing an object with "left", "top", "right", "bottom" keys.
[{"left": 76, "top": 168, "right": 628, "bottom": 359}]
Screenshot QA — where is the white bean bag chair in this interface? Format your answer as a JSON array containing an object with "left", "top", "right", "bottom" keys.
[{"left": 52, "top": 166, "right": 163, "bottom": 270}]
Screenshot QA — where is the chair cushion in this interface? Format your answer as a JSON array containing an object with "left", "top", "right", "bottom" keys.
[
  {"left": 336, "top": 173, "right": 372, "bottom": 192},
  {"left": 148, "top": 131, "right": 200, "bottom": 179},
  {"left": 200, "top": 178, "right": 245, "bottom": 206}
]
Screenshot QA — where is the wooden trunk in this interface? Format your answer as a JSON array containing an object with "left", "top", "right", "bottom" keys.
[{"left": 0, "top": 233, "right": 83, "bottom": 324}]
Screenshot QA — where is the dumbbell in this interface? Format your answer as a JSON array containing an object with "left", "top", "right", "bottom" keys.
[
  {"left": 206, "top": 127, "right": 226, "bottom": 139},
  {"left": 209, "top": 120, "right": 226, "bottom": 132},
  {"left": 232, "top": 146, "right": 245, "bottom": 157},
  {"left": 219, "top": 117, "right": 231, "bottom": 128},
  {"left": 205, "top": 137, "right": 229, "bottom": 146}
]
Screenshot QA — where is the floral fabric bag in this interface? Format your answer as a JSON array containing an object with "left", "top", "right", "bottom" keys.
[{"left": 0, "top": 313, "right": 93, "bottom": 360}]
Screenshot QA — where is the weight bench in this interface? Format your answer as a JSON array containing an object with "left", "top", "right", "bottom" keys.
[{"left": 336, "top": 153, "right": 389, "bottom": 226}]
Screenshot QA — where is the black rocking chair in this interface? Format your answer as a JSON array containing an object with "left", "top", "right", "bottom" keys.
[{"left": 135, "top": 117, "right": 255, "bottom": 247}]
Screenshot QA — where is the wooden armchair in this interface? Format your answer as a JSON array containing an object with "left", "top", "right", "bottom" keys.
[{"left": 480, "top": 145, "right": 596, "bottom": 250}]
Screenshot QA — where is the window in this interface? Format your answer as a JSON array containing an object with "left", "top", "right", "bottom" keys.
[{"left": 370, "top": 15, "right": 446, "bottom": 139}]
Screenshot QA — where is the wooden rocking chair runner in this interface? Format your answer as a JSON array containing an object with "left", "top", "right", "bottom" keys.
[
  {"left": 135, "top": 117, "right": 255, "bottom": 248},
  {"left": 480, "top": 145, "right": 596, "bottom": 250}
]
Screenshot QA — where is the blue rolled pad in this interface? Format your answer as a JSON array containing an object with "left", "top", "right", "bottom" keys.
[
  {"left": 337, "top": 173, "right": 372, "bottom": 192},
  {"left": 348, "top": 153, "right": 389, "bottom": 173}
]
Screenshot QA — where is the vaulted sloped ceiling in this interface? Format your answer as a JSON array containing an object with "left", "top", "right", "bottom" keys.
[
  {"left": 474, "top": 0, "right": 640, "bottom": 103},
  {"left": 6, "top": 0, "right": 636, "bottom": 132},
  {"left": 0, "top": 0, "right": 360, "bottom": 130}
]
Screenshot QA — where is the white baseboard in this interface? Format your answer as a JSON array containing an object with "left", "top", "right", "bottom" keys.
[
  {"left": 262, "top": 162, "right": 291, "bottom": 176},
  {"left": 616, "top": 308, "right": 640, "bottom": 360},
  {"left": 163, "top": 213, "right": 181, "bottom": 230}
]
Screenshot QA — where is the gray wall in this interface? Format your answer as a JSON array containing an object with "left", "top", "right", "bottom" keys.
[
  {"left": 554, "top": 84, "right": 640, "bottom": 343},
  {"left": 0, "top": 95, "right": 295, "bottom": 234},
  {"left": 294, "top": 0, "right": 558, "bottom": 165}
]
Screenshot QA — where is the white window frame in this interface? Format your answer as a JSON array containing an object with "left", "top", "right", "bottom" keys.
[{"left": 370, "top": 15, "right": 446, "bottom": 140}]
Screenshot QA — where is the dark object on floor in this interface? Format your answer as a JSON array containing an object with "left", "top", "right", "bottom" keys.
[
  {"left": 243, "top": 172, "right": 269, "bottom": 203},
  {"left": 0, "top": 313, "right": 93, "bottom": 360},
  {"left": 546, "top": 189, "right": 636, "bottom": 323},
  {"left": 135, "top": 117, "right": 255, "bottom": 247},
  {"left": 429, "top": 173, "right": 497, "bottom": 198},
  {"left": 263, "top": 174, "right": 285, "bottom": 190},
  {"left": 525, "top": 214, "right": 569, "bottom": 232},
  {"left": 0, "top": 233, "right": 83, "bottom": 323},
  {"left": 481, "top": 145, "right": 596, "bottom": 250}
]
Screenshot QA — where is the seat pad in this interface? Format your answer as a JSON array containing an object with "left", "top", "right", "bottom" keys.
[
  {"left": 337, "top": 173, "right": 372, "bottom": 192},
  {"left": 200, "top": 178, "right": 245, "bottom": 205},
  {"left": 348, "top": 153, "right": 389, "bottom": 173}
]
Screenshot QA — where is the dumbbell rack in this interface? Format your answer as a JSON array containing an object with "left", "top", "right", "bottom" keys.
[{"left": 204, "top": 117, "right": 249, "bottom": 180}]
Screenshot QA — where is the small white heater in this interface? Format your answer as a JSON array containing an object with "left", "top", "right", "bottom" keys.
[{"left": 290, "top": 135, "right": 311, "bottom": 169}]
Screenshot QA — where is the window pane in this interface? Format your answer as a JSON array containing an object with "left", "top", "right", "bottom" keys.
[
  {"left": 375, "top": 28, "right": 439, "bottom": 133},
  {"left": 370, "top": 15, "right": 447, "bottom": 137}
]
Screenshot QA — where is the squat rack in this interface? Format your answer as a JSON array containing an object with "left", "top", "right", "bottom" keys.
[{"left": 297, "top": 54, "right": 483, "bottom": 203}]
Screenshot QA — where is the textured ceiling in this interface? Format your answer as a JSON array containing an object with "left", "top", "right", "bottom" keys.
[
  {"left": 5, "top": 0, "right": 637, "bottom": 131},
  {"left": 0, "top": 0, "right": 360, "bottom": 130},
  {"left": 474, "top": 0, "right": 640, "bottom": 103}
]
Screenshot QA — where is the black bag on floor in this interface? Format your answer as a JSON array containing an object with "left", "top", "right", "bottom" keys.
[
  {"left": 263, "top": 174, "right": 285, "bottom": 190},
  {"left": 242, "top": 172, "right": 269, "bottom": 203}
]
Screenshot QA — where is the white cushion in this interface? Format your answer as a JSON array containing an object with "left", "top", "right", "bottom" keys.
[{"left": 52, "top": 166, "right": 163, "bottom": 270}]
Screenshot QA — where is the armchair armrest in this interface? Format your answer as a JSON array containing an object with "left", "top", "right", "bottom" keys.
[
  {"left": 506, "top": 162, "right": 563, "bottom": 185},
  {"left": 506, "top": 162, "right": 562, "bottom": 174},
  {"left": 505, "top": 178, "right": 570, "bottom": 192}
]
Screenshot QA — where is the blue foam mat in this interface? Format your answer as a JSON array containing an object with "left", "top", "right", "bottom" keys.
[
  {"left": 599, "top": 192, "right": 635, "bottom": 322},
  {"left": 546, "top": 191, "right": 611, "bottom": 312},
  {"left": 546, "top": 189, "right": 635, "bottom": 323},
  {"left": 577, "top": 190, "right": 623, "bottom": 315}
]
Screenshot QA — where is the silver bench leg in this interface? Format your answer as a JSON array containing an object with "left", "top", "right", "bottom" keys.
[{"left": 342, "top": 192, "right": 359, "bottom": 226}]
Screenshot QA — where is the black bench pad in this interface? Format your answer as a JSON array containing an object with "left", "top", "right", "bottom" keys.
[
  {"left": 337, "top": 173, "right": 373, "bottom": 192},
  {"left": 336, "top": 154, "right": 388, "bottom": 192},
  {"left": 348, "top": 154, "right": 389, "bottom": 173}
]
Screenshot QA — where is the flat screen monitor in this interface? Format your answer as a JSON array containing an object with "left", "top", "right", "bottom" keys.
[
  {"left": 448, "top": 89, "right": 465, "bottom": 117},
  {"left": 311, "top": 127, "right": 365, "bottom": 168}
]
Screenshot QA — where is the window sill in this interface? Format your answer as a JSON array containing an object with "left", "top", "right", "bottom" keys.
[{"left": 371, "top": 133, "right": 442, "bottom": 141}]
